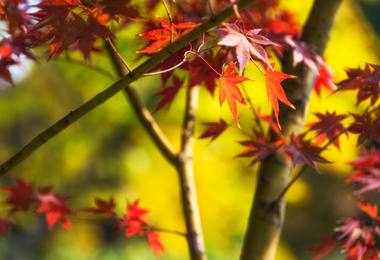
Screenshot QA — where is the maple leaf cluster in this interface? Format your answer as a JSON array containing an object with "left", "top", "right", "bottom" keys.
[
  {"left": 308, "top": 148, "right": 380, "bottom": 260},
  {"left": 1, "top": 177, "right": 165, "bottom": 259}
]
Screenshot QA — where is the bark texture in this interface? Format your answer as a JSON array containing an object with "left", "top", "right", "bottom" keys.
[{"left": 240, "top": 0, "right": 344, "bottom": 259}]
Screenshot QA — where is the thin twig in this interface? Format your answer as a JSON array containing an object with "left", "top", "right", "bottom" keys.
[
  {"left": 162, "top": 0, "right": 174, "bottom": 43},
  {"left": 264, "top": 164, "right": 307, "bottom": 218},
  {"left": 105, "top": 37, "right": 132, "bottom": 73},
  {"left": 205, "top": 0, "right": 215, "bottom": 19},
  {"left": 144, "top": 50, "right": 192, "bottom": 76}
]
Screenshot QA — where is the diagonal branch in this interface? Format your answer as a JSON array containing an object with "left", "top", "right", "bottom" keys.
[{"left": 0, "top": 0, "right": 259, "bottom": 177}]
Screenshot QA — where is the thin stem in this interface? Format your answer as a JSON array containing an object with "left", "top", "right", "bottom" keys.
[
  {"left": 250, "top": 57, "right": 266, "bottom": 75},
  {"left": 144, "top": 50, "right": 192, "bottom": 76},
  {"left": 193, "top": 52, "right": 221, "bottom": 76},
  {"left": 205, "top": 0, "right": 215, "bottom": 19},
  {"left": 151, "top": 227, "right": 187, "bottom": 237},
  {"left": 264, "top": 164, "right": 307, "bottom": 218},
  {"left": 104, "top": 40, "right": 177, "bottom": 164},
  {"left": 105, "top": 37, "right": 132, "bottom": 73},
  {"left": 162, "top": 0, "right": 174, "bottom": 43}
]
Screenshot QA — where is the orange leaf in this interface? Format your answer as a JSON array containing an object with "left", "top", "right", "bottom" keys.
[
  {"left": 218, "top": 63, "right": 251, "bottom": 127},
  {"left": 265, "top": 62, "right": 295, "bottom": 128},
  {"left": 136, "top": 16, "right": 198, "bottom": 54}
]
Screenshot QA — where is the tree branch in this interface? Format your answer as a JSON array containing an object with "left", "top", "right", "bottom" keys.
[
  {"left": 0, "top": 0, "right": 259, "bottom": 177},
  {"left": 240, "top": 0, "right": 343, "bottom": 259},
  {"left": 175, "top": 85, "right": 206, "bottom": 260}
]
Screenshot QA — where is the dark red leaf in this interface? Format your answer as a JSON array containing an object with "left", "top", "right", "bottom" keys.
[
  {"left": 307, "top": 235, "right": 340, "bottom": 260},
  {"left": 154, "top": 76, "right": 183, "bottom": 112},
  {"left": 3, "top": 178, "right": 35, "bottom": 214},
  {"left": 236, "top": 131, "right": 279, "bottom": 166},
  {"left": 0, "top": 218, "right": 14, "bottom": 237},
  {"left": 307, "top": 111, "right": 348, "bottom": 150},
  {"left": 199, "top": 119, "right": 228, "bottom": 141},
  {"left": 348, "top": 112, "right": 380, "bottom": 146},
  {"left": 283, "top": 133, "right": 330, "bottom": 172},
  {"left": 83, "top": 195, "right": 116, "bottom": 218}
]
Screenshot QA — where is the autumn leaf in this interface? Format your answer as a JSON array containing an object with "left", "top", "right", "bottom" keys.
[
  {"left": 219, "top": 23, "right": 277, "bottom": 73},
  {"left": 0, "top": 218, "right": 13, "bottom": 237},
  {"left": 218, "top": 63, "right": 251, "bottom": 126},
  {"left": 29, "top": 0, "right": 81, "bottom": 32},
  {"left": 335, "top": 64, "right": 380, "bottom": 106},
  {"left": 236, "top": 131, "right": 280, "bottom": 166},
  {"left": 348, "top": 112, "right": 380, "bottom": 146},
  {"left": 118, "top": 200, "right": 149, "bottom": 237},
  {"left": 199, "top": 119, "right": 228, "bottom": 141},
  {"left": 349, "top": 195, "right": 378, "bottom": 219},
  {"left": 307, "top": 235, "right": 341, "bottom": 260},
  {"left": 154, "top": 76, "right": 183, "bottom": 112},
  {"left": 283, "top": 133, "right": 330, "bottom": 172},
  {"left": 307, "top": 111, "right": 348, "bottom": 150},
  {"left": 147, "top": 230, "right": 165, "bottom": 259},
  {"left": 0, "top": 57, "right": 18, "bottom": 84},
  {"left": 99, "top": 0, "right": 140, "bottom": 21},
  {"left": 3, "top": 178, "right": 35, "bottom": 214},
  {"left": 136, "top": 16, "right": 198, "bottom": 54},
  {"left": 265, "top": 62, "right": 295, "bottom": 128},
  {"left": 37, "top": 202, "right": 76, "bottom": 231},
  {"left": 284, "top": 36, "right": 323, "bottom": 74},
  {"left": 33, "top": 7, "right": 114, "bottom": 60},
  {"left": 313, "top": 60, "right": 337, "bottom": 96},
  {"left": 83, "top": 195, "right": 117, "bottom": 218}
]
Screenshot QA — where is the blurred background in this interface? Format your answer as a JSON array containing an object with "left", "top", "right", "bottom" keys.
[{"left": 0, "top": 0, "right": 380, "bottom": 259}]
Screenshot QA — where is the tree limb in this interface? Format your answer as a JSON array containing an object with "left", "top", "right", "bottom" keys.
[
  {"left": 240, "top": 0, "right": 343, "bottom": 259},
  {"left": 0, "top": 0, "right": 259, "bottom": 177}
]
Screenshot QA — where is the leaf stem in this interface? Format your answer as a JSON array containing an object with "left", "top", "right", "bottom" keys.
[
  {"left": 162, "top": 0, "right": 174, "bottom": 43},
  {"left": 105, "top": 37, "right": 132, "bottom": 73}
]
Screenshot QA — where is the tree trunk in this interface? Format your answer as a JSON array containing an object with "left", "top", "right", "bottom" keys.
[{"left": 240, "top": 0, "right": 344, "bottom": 259}]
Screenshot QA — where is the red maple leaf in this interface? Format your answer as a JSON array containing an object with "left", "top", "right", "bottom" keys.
[
  {"left": 348, "top": 167, "right": 380, "bottom": 194},
  {"left": 154, "top": 76, "right": 183, "bottom": 112},
  {"left": 0, "top": 0, "right": 32, "bottom": 34},
  {"left": 99, "top": 0, "right": 140, "bottom": 21},
  {"left": 83, "top": 195, "right": 116, "bottom": 218},
  {"left": 307, "top": 111, "right": 348, "bottom": 150},
  {"left": 265, "top": 62, "right": 295, "bottom": 128},
  {"left": 28, "top": 0, "right": 81, "bottom": 32},
  {"left": 218, "top": 63, "right": 251, "bottom": 126},
  {"left": 136, "top": 16, "right": 198, "bottom": 54},
  {"left": 0, "top": 217, "right": 13, "bottom": 237},
  {"left": 313, "top": 60, "right": 337, "bottom": 96},
  {"left": 147, "top": 230, "right": 165, "bottom": 259},
  {"left": 349, "top": 196, "right": 378, "bottom": 219},
  {"left": 348, "top": 112, "right": 380, "bottom": 146},
  {"left": 284, "top": 36, "right": 323, "bottom": 74},
  {"left": 236, "top": 131, "right": 280, "bottom": 166},
  {"left": 283, "top": 133, "right": 330, "bottom": 172},
  {"left": 118, "top": 200, "right": 149, "bottom": 237},
  {"left": 307, "top": 235, "right": 341, "bottom": 260},
  {"left": 32, "top": 7, "right": 114, "bottom": 60},
  {"left": 37, "top": 202, "right": 76, "bottom": 231},
  {"left": 3, "top": 178, "right": 36, "bottom": 214},
  {"left": 0, "top": 57, "right": 18, "bottom": 84},
  {"left": 199, "top": 119, "right": 228, "bottom": 141},
  {"left": 335, "top": 64, "right": 380, "bottom": 107},
  {"left": 219, "top": 23, "right": 277, "bottom": 73}
]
